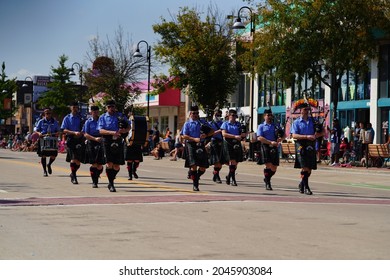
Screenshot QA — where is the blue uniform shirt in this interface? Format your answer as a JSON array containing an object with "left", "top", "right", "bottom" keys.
[
  {"left": 61, "top": 113, "right": 83, "bottom": 132},
  {"left": 34, "top": 118, "right": 60, "bottom": 135},
  {"left": 291, "top": 117, "right": 315, "bottom": 135},
  {"left": 82, "top": 117, "right": 100, "bottom": 137},
  {"left": 257, "top": 121, "right": 276, "bottom": 141},
  {"left": 208, "top": 120, "right": 223, "bottom": 140},
  {"left": 182, "top": 119, "right": 202, "bottom": 138},
  {"left": 97, "top": 112, "right": 128, "bottom": 131},
  {"left": 221, "top": 121, "right": 241, "bottom": 136}
]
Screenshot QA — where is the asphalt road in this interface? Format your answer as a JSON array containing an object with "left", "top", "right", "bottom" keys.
[{"left": 0, "top": 148, "right": 389, "bottom": 260}]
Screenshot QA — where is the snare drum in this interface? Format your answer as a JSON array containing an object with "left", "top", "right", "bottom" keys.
[
  {"left": 127, "top": 116, "right": 149, "bottom": 147},
  {"left": 40, "top": 136, "right": 58, "bottom": 152}
]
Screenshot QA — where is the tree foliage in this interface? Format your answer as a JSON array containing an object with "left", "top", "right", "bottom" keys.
[
  {"left": 37, "top": 55, "right": 80, "bottom": 119},
  {"left": 253, "top": 0, "right": 390, "bottom": 114},
  {"left": 85, "top": 26, "right": 144, "bottom": 113},
  {"left": 153, "top": 6, "right": 239, "bottom": 112},
  {"left": 0, "top": 62, "right": 18, "bottom": 121}
]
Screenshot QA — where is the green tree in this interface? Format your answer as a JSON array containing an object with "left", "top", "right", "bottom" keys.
[
  {"left": 38, "top": 55, "right": 80, "bottom": 118},
  {"left": 85, "top": 26, "right": 144, "bottom": 113},
  {"left": 253, "top": 0, "right": 390, "bottom": 115},
  {"left": 0, "top": 62, "right": 18, "bottom": 122},
  {"left": 152, "top": 6, "right": 239, "bottom": 112}
]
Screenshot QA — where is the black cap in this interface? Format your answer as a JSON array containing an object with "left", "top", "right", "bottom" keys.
[
  {"left": 214, "top": 109, "right": 222, "bottom": 114},
  {"left": 105, "top": 100, "right": 116, "bottom": 106},
  {"left": 264, "top": 109, "right": 273, "bottom": 115},
  {"left": 228, "top": 109, "right": 237, "bottom": 115},
  {"left": 90, "top": 105, "right": 99, "bottom": 111},
  {"left": 190, "top": 105, "right": 199, "bottom": 112},
  {"left": 299, "top": 103, "right": 309, "bottom": 109},
  {"left": 70, "top": 101, "right": 79, "bottom": 106},
  {"left": 333, "top": 118, "right": 339, "bottom": 122}
]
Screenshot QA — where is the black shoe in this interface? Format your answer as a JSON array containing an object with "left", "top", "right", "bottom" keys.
[
  {"left": 264, "top": 179, "right": 272, "bottom": 190},
  {"left": 231, "top": 179, "right": 237, "bottom": 186},
  {"left": 108, "top": 184, "right": 116, "bottom": 192},
  {"left": 133, "top": 172, "right": 138, "bottom": 179},
  {"left": 298, "top": 182, "right": 304, "bottom": 193},
  {"left": 47, "top": 164, "right": 52, "bottom": 174},
  {"left": 305, "top": 187, "right": 313, "bottom": 195},
  {"left": 70, "top": 174, "right": 78, "bottom": 184},
  {"left": 128, "top": 175, "right": 132, "bottom": 180},
  {"left": 225, "top": 175, "right": 230, "bottom": 185},
  {"left": 193, "top": 185, "right": 199, "bottom": 191},
  {"left": 215, "top": 175, "right": 222, "bottom": 184},
  {"left": 43, "top": 171, "right": 48, "bottom": 177},
  {"left": 92, "top": 183, "right": 98, "bottom": 188}
]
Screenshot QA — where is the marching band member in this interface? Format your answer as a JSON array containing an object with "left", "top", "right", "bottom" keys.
[
  {"left": 61, "top": 102, "right": 85, "bottom": 184},
  {"left": 181, "top": 105, "right": 209, "bottom": 191},
  {"left": 82, "top": 105, "right": 104, "bottom": 188},
  {"left": 208, "top": 109, "right": 225, "bottom": 183},
  {"left": 97, "top": 100, "right": 130, "bottom": 192},
  {"left": 221, "top": 109, "right": 246, "bottom": 186},
  {"left": 34, "top": 108, "right": 60, "bottom": 177},
  {"left": 124, "top": 111, "right": 143, "bottom": 180},
  {"left": 257, "top": 108, "right": 284, "bottom": 190},
  {"left": 291, "top": 102, "right": 325, "bottom": 195}
]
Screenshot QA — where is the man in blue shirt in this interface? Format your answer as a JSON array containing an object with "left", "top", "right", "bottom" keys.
[
  {"left": 208, "top": 109, "right": 225, "bottom": 184},
  {"left": 82, "top": 105, "right": 104, "bottom": 188},
  {"left": 61, "top": 102, "right": 85, "bottom": 185},
  {"left": 291, "top": 103, "right": 325, "bottom": 195},
  {"left": 257, "top": 109, "right": 284, "bottom": 190},
  {"left": 221, "top": 109, "right": 246, "bottom": 186},
  {"left": 34, "top": 108, "right": 60, "bottom": 177},
  {"left": 181, "top": 105, "right": 209, "bottom": 191},
  {"left": 97, "top": 100, "right": 130, "bottom": 192}
]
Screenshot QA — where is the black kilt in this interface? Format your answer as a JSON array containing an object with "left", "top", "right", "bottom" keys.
[
  {"left": 257, "top": 144, "right": 279, "bottom": 166},
  {"left": 124, "top": 143, "right": 143, "bottom": 162},
  {"left": 223, "top": 139, "right": 243, "bottom": 163},
  {"left": 294, "top": 140, "right": 317, "bottom": 170},
  {"left": 65, "top": 136, "right": 86, "bottom": 163},
  {"left": 102, "top": 136, "right": 125, "bottom": 165},
  {"left": 209, "top": 139, "right": 227, "bottom": 165},
  {"left": 85, "top": 140, "right": 105, "bottom": 165},
  {"left": 184, "top": 142, "right": 209, "bottom": 168}
]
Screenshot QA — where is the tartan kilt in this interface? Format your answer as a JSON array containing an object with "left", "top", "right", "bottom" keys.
[
  {"left": 85, "top": 140, "right": 105, "bottom": 165},
  {"left": 184, "top": 142, "right": 209, "bottom": 168},
  {"left": 223, "top": 139, "right": 243, "bottom": 163},
  {"left": 257, "top": 144, "right": 279, "bottom": 166},
  {"left": 65, "top": 137, "right": 86, "bottom": 163},
  {"left": 208, "top": 139, "right": 227, "bottom": 165},
  {"left": 37, "top": 142, "right": 58, "bottom": 157},
  {"left": 294, "top": 140, "right": 317, "bottom": 170},
  {"left": 124, "top": 143, "right": 144, "bottom": 162},
  {"left": 102, "top": 137, "right": 125, "bottom": 165}
]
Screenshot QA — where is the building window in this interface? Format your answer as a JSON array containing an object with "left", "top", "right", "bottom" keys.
[
  {"left": 160, "top": 116, "right": 169, "bottom": 133},
  {"left": 258, "top": 71, "right": 286, "bottom": 108}
]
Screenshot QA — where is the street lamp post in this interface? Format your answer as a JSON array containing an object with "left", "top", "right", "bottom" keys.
[
  {"left": 232, "top": 6, "right": 256, "bottom": 132},
  {"left": 69, "top": 62, "right": 84, "bottom": 104},
  {"left": 22, "top": 76, "right": 34, "bottom": 133},
  {"left": 133, "top": 40, "right": 151, "bottom": 118}
]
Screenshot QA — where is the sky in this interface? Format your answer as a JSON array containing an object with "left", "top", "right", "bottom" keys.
[{"left": 0, "top": 0, "right": 247, "bottom": 82}]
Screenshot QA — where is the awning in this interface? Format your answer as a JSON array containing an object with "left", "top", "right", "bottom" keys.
[
  {"left": 337, "top": 100, "right": 370, "bottom": 110},
  {"left": 257, "top": 106, "right": 286, "bottom": 114}
]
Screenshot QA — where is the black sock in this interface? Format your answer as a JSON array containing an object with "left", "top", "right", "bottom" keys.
[
  {"left": 48, "top": 158, "right": 55, "bottom": 166},
  {"left": 41, "top": 157, "right": 47, "bottom": 172}
]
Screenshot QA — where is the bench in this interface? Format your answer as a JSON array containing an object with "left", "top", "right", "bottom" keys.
[
  {"left": 281, "top": 142, "right": 296, "bottom": 163},
  {"left": 367, "top": 144, "right": 390, "bottom": 167}
]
